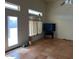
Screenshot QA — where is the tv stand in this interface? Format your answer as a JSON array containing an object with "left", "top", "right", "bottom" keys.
[
  {"left": 44, "top": 31, "right": 54, "bottom": 38},
  {"left": 43, "top": 23, "right": 56, "bottom": 39}
]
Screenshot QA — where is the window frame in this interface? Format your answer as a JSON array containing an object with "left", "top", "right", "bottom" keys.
[
  {"left": 28, "top": 9, "right": 43, "bottom": 16},
  {"left": 5, "top": 2, "right": 20, "bottom": 11}
]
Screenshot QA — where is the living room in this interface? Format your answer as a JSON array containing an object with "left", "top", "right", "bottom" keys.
[{"left": 5, "top": 0, "right": 73, "bottom": 59}]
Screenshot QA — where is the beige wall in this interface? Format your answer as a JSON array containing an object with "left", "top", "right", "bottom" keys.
[
  {"left": 5, "top": 0, "right": 46, "bottom": 51},
  {"left": 45, "top": 0, "right": 73, "bottom": 40}
]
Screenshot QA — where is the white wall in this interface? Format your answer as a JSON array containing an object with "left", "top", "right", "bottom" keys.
[{"left": 46, "top": 0, "right": 73, "bottom": 40}]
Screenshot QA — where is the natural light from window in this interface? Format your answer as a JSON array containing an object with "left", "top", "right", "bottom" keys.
[
  {"left": 8, "top": 16, "right": 18, "bottom": 47},
  {"left": 28, "top": 9, "right": 43, "bottom": 16},
  {"left": 37, "top": 21, "right": 42, "bottom": 34},
  {"left": 29, "top": 20, "right": 42, "bottom": 36},
  {"left": 5, "top": 2, "right": 20, "bottom": 11}
]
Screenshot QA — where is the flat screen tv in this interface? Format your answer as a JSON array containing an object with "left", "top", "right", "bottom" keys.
[{"left": 43, "top": 23, "right": 56, "bottom": 32}]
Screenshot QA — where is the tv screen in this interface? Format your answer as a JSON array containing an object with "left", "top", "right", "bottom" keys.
[{"left": 43, "top": 23, "right": 56, "bottom": 32}]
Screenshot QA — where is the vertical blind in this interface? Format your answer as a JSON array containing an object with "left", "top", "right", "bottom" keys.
[
  {"left": 37, "top": 21, "right": 42, "bottom": 34},
  {"left": 29, "top": 20, "right": 42, "bottom": 36}
]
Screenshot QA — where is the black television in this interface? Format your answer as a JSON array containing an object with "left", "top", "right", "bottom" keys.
[{"left": 43, "top": 23, "right": 56, "bottom": 33}]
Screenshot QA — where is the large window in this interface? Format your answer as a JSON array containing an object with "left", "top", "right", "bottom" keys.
[
  {"left": 8, "top": 16, "right": 18, "bottom": 47},
  {"left": 28, "top": 9, "right": 43, "bottom": 36},
  {"left": 29, "top": 20, "right": 42, "bottom": 36}
]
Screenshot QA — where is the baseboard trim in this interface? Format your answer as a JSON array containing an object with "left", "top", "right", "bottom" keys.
[{"left": 5, "top": 45, "right": 21, "bottom": 53}]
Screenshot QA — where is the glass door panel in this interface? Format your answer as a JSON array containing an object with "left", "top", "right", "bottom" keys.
[{"left": 8, "top": 16, "right": 18, "bottom": 47}]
